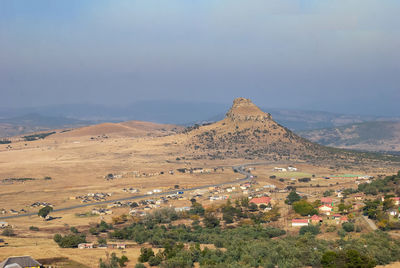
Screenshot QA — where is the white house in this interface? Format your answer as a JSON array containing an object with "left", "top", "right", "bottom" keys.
[
  {"left": 318, "top": 204, "right": 333, "bottom": 215},
  {"left": 292, "top": 219, "right": 309, "bottom": 227}
]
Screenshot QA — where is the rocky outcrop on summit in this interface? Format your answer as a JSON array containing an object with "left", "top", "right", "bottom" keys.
[{"left": 226, "top": 98, "right": 272, "bottom": 122}]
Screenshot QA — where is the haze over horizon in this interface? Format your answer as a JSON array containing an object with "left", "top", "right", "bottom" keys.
[{"left": 1, "top": 0, "right": 399, "bottom": 116}]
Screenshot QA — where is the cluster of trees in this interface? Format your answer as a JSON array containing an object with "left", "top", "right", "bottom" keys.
[
  {"left": 89, "top": 220, "right": 113, "bottom": 235},
  {"left": 359, "top": 171, "right": 400, "bottom": 196},
  {"left": 53, "top": 233, "right": 86, "bottom": 248},
  {"left": 97, "top": 202, "right": 400, "bottom": 267},
  {"left": 363, "top": 198, "right": 400, "bottom": 230},
  {"left": 99, "top": 253, "right": 128, "bottom": 268},
  {"left": 321, "top": 249, "right": 376, "bottom": 267},
  {"left": 130, "top": 230, "right": 400, "bottom": 267},
  {"left": 23, "top": 131, "right": 56, "bottom": 141}
]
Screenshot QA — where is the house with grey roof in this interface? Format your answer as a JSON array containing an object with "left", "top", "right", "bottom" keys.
[{"left": 0, "top": 256, "right": 42, "bottom": 268}]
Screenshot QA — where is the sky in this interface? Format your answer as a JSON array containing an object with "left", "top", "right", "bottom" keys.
[{"left": 1, "top": 0, "right": 399, "bottom": 116}]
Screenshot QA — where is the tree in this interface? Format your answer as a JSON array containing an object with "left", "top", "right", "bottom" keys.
[
  {"left": 383, "top": 198, "right": 395, "bottom": 211},
  {"left": 342, "top": 222, "right": 355, "bottom": 232},
  {"left": 189, "top": 202, "right": 205, "bottom": 216},
  {"left": 99, "top": 253, "right": 128, "bottom": 268},
  {"left": 53, "top": 234, "right": 86, "bottom": 248},
  {"left": 70, "top": 226, "right": 79, "bottom": 233},
  {"left": 292, "top": 200, "right": 318, "bottom": 216},
  {"left": 203, "top": 213, "right": 220, "bottom": 228},
  {"left": 299, "top": 225, "right": 320, "bottom": 235},
  {"left": 98, "top": 237, "right": 107, "bottom": 245},
  {"left": 285, "top": 190, "right": 300, "bottom": 205},
  {"left": 38, "top": 205, "right": 53, "bottom": 218},
  {"left": 138, "top": 247, "right": 155, "bottom": 263}
]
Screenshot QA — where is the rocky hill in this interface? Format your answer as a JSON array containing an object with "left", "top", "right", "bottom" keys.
[
  {"left": 184, "top": 98, "right": 400, "bottom": 165},
  {"left": 299, "top": 121, "right": 400, "bottom": 153}
]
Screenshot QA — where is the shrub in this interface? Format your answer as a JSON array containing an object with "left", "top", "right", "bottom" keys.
[
  {"left": 342, "top": 222, "right": 355, "bottom": 232},
  {"left": 148, "top": 255, "right": 162, "bottom": 266},
  {"left": 299, "top": 225, "right": 320, "bottom": 235},
  {"left": 29, "top": 226, "right": 39, "bottom": 231},
  {"left": 2, "top": 228, "right": 15, "bottom": 237},
  {"left": 134, "top": 264, "right": 146, "bottom": 268}
]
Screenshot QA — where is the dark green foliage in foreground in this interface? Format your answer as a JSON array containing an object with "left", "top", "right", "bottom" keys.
[
  {"left": 104, "top": 202, "right": 400, "bottom": 267},
  {"left": 321, "top": 249, "right": 376, "bottom": 268},
  {"left": 131, "top": 231, "right": 400, "bottom": 268},
  {"left": 53, "top": 233, "right": 86, "bottom": 248}
]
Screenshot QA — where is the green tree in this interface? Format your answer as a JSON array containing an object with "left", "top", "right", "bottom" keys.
[
  {"left": 342, "top": 222, "right": 355, "bottom": 232},
  {"left": 292, "top": 200, "right": 318, "bottom": 216},
  {"left": 203, "top": 213, "right": 220, "bottom": 228},
  {"left": 138, "top": 247, "right": 155, "bottom": 263},
  {"left": 189, "top": 202, "right": 205, "bottom": 216},
  {"left": 38, "top": 205, "right": 53, "bottom": 218},
  {"left": 299, "top": 225, "right": 320, "bottom": 235},
  {"left": 285, "top": 190, "right": 301, "bottom": 205}
]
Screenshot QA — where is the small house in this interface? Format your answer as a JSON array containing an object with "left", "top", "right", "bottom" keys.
[
  {"left": 310, "top": 215, "right": 323, "bottom": 224},
  {"left": 0, "top": 256, "right": 42, "bottom": 268},
  {"left": 292, "top": 219, "right": 309, "bottom": 227},
  {"left": 318, "top": 204, "right": 333, "bottom": 215},
  {"left": 0, "top": 222, "right": 8, "bottom": 229},
  {"left": 249, "top": 197, "right": 271, "bottom": 207},
  {"left": 78, "top": 243, "right": 94, "bottom": 249}
]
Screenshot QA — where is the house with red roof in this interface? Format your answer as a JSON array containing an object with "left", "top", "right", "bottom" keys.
[
  {"left": 340, "top": 216, "right": 348, "bottom": 222},
  {"left": 249, "top": 196, "right": 271, "bottom": 207},
  {"left": 321, "top": 197, "right": 333, "bottom": 205},
  {"left": 310, "top": 215, "right": 323, "bottom": 224},
  {"left": 318, "top": 204, "right": 333, "bottom": 215},
  {"left": 291, "top": 219, "right": 309, "bottom": 227}
]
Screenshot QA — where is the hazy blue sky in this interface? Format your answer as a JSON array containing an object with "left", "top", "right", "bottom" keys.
[{"left": 1, "top": 0, "right": 399, "bottom": 116}]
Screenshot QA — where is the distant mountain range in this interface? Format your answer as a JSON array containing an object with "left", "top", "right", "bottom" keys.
[
  {"left": 0, "top": 114, "right": 90, "bottom": 138},
  {"left": 1, "top": 101, "right": 399, "bottom": 154},
  {"left": 299, "top": 121, "right": 400, "bottom": 154}
]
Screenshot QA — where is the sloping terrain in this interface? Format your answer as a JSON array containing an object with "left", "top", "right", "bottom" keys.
[
  {"left": 183, "top": 98, "right": 400, "bottom": 164},
  {"left": 51, "top": 120, "right": 182, "bottom": 138},
  {"left": 299, "top": 121, "right": 400, "bottom": 153}
]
